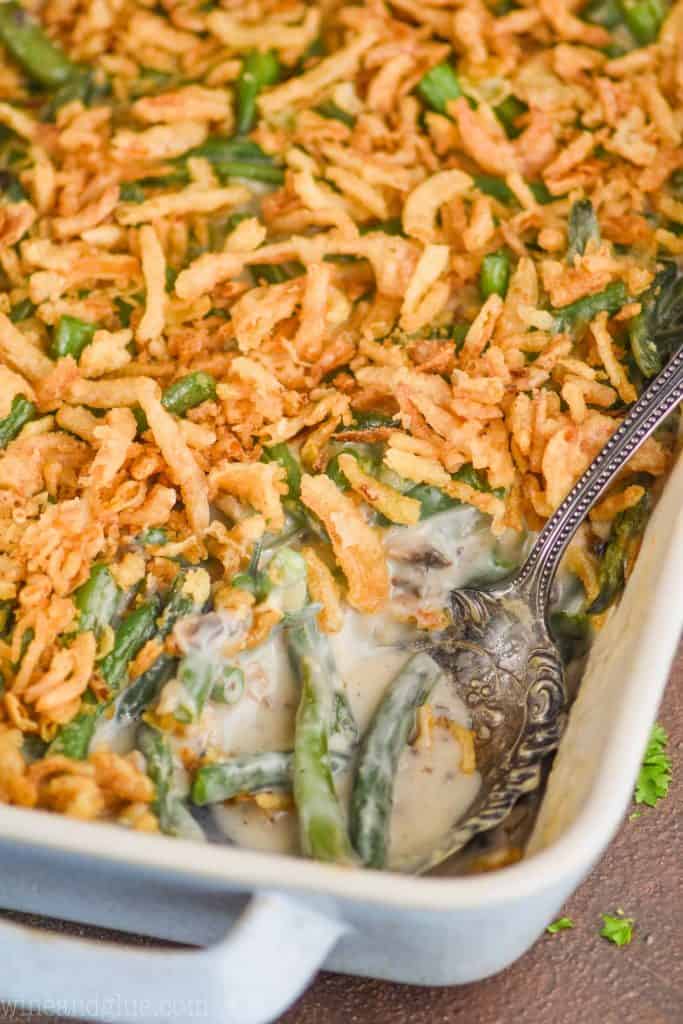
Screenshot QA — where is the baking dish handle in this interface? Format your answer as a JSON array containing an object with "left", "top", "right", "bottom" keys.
[{"left": 0, "top": 890, "right": 346, "bottom": 1024}]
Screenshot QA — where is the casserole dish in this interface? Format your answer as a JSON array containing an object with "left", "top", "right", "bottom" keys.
[{"left": 0, "top": 448, "right": 680, "bottom": 1024}]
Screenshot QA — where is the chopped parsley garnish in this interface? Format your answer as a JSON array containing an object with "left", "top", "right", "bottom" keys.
[
  {"left": 546, "top": 916, "right": 574, "bottom": 934},
  {"left": 600, "top": 912, "right": 634, "bottom": 947},
  {"left": 634, "top": 723, "right": 672, "bottom": 807}
]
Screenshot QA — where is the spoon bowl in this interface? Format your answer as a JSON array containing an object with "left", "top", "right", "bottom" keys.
[{"left": 397, "top": 345, "right": 683, "bottom": 875}]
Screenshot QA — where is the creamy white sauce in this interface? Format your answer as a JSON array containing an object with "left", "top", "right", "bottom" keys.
[{"left": 211, "top": 506, "right": 490, "bottom": 860}]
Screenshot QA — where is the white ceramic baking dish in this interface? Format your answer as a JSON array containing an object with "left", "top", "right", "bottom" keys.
[{"left": 0, "top": 452, "right": 680, "bottom": 1024}]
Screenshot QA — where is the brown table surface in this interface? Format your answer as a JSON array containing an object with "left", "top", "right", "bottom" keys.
[{"left": 1, "top": 647, "right": 681, "bottom": 1024}]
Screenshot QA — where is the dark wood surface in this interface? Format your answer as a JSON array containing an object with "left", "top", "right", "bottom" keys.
[{"left": 1, "top": 647, "right": 680, "bottom": 1024}]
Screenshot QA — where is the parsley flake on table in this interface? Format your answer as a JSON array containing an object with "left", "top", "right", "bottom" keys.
[
  {"left": 634, "top": 723, "right": 672, "bottom": 807},
  {"left": 600, "top": 913, "right": 634, "bottom": 947},
  {"left": 546, "top": 917, "right": 574, "bottom": 934}
]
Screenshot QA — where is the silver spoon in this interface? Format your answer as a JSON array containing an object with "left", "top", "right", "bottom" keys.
[{"left": 397, "top": 346, "right": 683, "bottom": 875}]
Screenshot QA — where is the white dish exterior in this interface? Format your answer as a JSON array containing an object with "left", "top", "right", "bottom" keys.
[{"left": 0, "top": 452, "right": 680, "bottom": 1024}]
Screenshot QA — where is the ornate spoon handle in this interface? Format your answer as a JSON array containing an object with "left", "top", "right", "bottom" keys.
[{"left": 516, "top": 344, "right": 683, "bottom": 617}]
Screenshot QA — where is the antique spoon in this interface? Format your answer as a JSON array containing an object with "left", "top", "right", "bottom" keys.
[{"left": 397, "top": 345, "right": 683, "bottom": 875}]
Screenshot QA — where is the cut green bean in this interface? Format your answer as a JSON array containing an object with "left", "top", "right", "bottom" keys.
[
  {"left": 117, "top": 653, "right": 177, "bottom": 722},
  {"left": 173, "top": 649, "right": 215, "bottom": 723},
  {"left": 73, "top": 563, "right": 120, "bottom": 637},
  {"left": 588, "top": 494, "right": 650, "bottom": 614},
  {"left": 47, "top": 695, "right": 102, "bottom": 760},
  {"left": 266, "top": 547, "right": 308, "bottom": 615},
  {"left": 552, "top": 280, "right": 628, "bottom": 331},
  {"left": 236, "top": 50, "right": 281, "bottom": 134},
  {"left": 191, "top": 749, "right": 350, "bottom": 805},
  {"left": 326, "top": 443, "right": 380, "bottom": 491},
  {"left": 629, "top": 263, "right": 683, "bottom": 378},
  {"left": 137, "top": 527, "right": 168, "bottom": 546},
  {"left": 338, "top": 411, "right": 401, "bottom": 432},
  {"left": 619, "top": 0, "right": 666, "bottom": 44},
  {"left": 286, "top": 614, "right": 355, "bottom": 863},
  {"left": 42, "top": 69, "right": 109, "bottom": 121},
  {"left": 210, "top": 665, "right": 245, "bottom": 705},
  {"left": 416, "top": 63, "right": 462, "bottom": 114},
  {"left": 480, "top": 250, "right": 511, "bottom": 299},
  {"left": 161, "top": 372, "right": 216, "bottom": 417},
  {"left": 137, "top": 723, "right": 203, "bottom": 838},
  {"left": 583, "top": 0, "right": 624, "bottom": 27},
  {"left": 493, "top": 95, "right": 527, "bottom": 138},
  {"left": 549, "top": 611, "right": 592, "bottom": 664},
  {"left": 315, "top": 99, "right": 356, "bottom": 127},
  {"left": 262, "top": 443, "right": 302, "bottom": 498},
  {"left": 117, "top": 572, "right": 203, "bottom": 721},
  {"left": 8, "top": 297, "right": 35, "bottom": 323},
  {"left": 0, "top": 3, "right": 80, "bottom": 88},
  {"left": 567, "top": 199, "right": 600, "bottom": 262},
  {"left": 2, "top": 168, "right": 28, "bottom": 204},
  {"left": 99, "top": 595, "right": 161, "bottom": 691},
  {"left": 473, "top": 175, "right": 515, "bottom": 205},
  {"left": 0, "top": 395, "right": 35, "bottom": 449},
  {"left": 349, "top": 653, "right": 442, "bottom": 869},
  {"left": 49, "top": 315, "right": 96, "bottom": 361}
]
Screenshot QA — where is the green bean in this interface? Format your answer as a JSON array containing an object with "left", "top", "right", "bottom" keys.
[
  {"left": 416, "top": 62, "right": 462, "bottom": 114},
  {"left": 161, "top": 372, "right": 216, "bottom": 417},
  {"left": 119, "top": 182, "right": 145, "bottom": 203},
  {"left": 191, "top": 748, "right": 350, "bottom": 806},
  {"left": 42, "top": 69, "right": 109, "bottom": 121},
  {"left": 315, "top": 99, "right": 356, "bottom": 128},
  {"left": 266, "top": 546, "right": 308, "bottom": 615},
  {"left": 173, "top": 649, "right": 215, "bottom": 723},
  {"left": 141, "top": 139, "right": 285, "bottom": 188},
  {"left": 50, "top": 583, "right": 152, "bottom": 757},
  {"left": 473, "top": 175, "right": 515, "bottom": 205},
  {"left": 494, "top": 95, "right": 527, "bottom": 138},
  {"left": 0, "top": 599, "right": 13, "bottom": 638},
  {"left": 252, "top": 261, "right": 304, "bottom": 285},
  {"left": 549, "top": 611, "right": 592, "bottom": 663},
  {"left": 583, "top": 0, "right": 624, "bottom": 26},
  {"left": 236, "top": 50, "right": 281, "bottom": 135},
  {"left": 210, "top": 665, "right": 245, "bottom": 705},
  {"left": 117, "top": 572, "right": 202, "bottom": 720},
  {"left": 232, "top": 541, "right": 273, "bottom": 603},
  {"left": 338, "top": 411, "right": 401, "bottom": 432},
  {"left": 47, "top": 695, "right": 102, "bottom": 760},
  {"left": 99, "top": 595, "right": 161, "bottom": 691},
  {"left": 588, "top": 494, "right": 650, "bottom": 614},
  {"left": 286, "top": 614, "right": 355, "bottom": 862},
  {"left": 552, "top": 280, "right": 628, "bottom": 331},
  {"left": 137, "top": 723, "right": 203, "bottom": 838},
  {"left": 629, "top": 263, "right": 683, "bottom": 378},
  {"left": 0, "top": 3, "right": 80, "bottom": 88},
  {"left": 0, "top": 168, "right": 25, "bottom": 203},
  {"left": 49, "top": 315, "right": 96, "bottom": 361},
  {"left": 332, "top": 690, "right": 358, "bottom": 746},
  {"left": 567, "top": 199, "right": 600, "bottom": 263},
  {"left": 262, "top": 443, "right": 302, "bottom": 498},
  {"left": 529, "top": 180, "right": 554, "bottom": 205},
  {"left": 12, "top": 626, "right": 33, "bottom": 672},
  {"left": 349, "top": 653, "right": 442, "bottom": 869},
  {"left": 8, "top": 297, "right": 35, "bottom": 323},
  {"left": 117, "top": 653, "right": 177, "bottom": 722},
  {"left": 359, "top": 217, "right": 404, "bottom": 236},
  {"left": 406, "top": 463, "right": 495, "bottom": 521},
  {"left": 480, "top": 250, "right": 510, "bottom": 299},
  {"left": 326, "top": 443, "right": 380, "bottom": 491},
  {"left": 137, "top": 526, "right": 168, "bottom": 546},
  {"left": 0, "top": 395, "right": 35, "bottom": 449},
  {"left": 619, "top": 0, "right": 666, "bottom": 43},
  {"left": 73, "top": 563, "right": 120, "bottom": 637}
]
